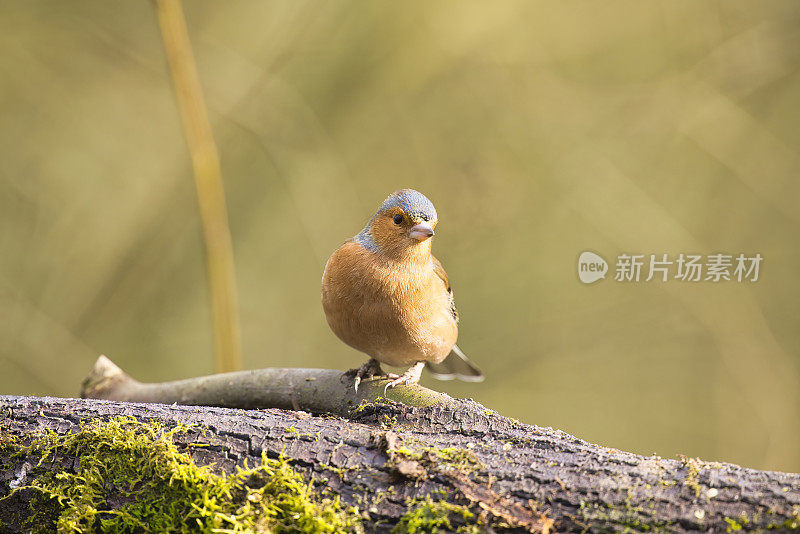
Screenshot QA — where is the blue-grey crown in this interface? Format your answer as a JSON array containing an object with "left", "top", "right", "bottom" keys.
[{"left": 378, "top": 189, "right": 437, "bottom": 222}]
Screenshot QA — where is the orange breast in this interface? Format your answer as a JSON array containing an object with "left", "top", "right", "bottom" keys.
[{"left": 321, "top": 241, "right": 458, "bottom": 367}]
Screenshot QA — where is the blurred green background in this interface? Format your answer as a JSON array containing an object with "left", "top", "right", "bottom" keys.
[{"left": 1, "top": 1, "right": 799, "bottom": 473}]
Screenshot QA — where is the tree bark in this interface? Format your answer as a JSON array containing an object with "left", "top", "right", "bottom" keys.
[{"left": 1, "top": 395, "right": 798, "bottom": 533}]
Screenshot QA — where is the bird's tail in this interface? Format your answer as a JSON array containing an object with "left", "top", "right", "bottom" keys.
[{"left": 425, "top": 344, "right": 484, "bottom": 382}]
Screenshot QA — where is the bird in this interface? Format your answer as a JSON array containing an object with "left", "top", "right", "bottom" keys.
[{"left": 321, "top": 188, "right": 483, "bottom": 391}]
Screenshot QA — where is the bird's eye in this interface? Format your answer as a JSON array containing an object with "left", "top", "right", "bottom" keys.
[{"left": 393, "top": 213, "right": 404, "bottom": 225}]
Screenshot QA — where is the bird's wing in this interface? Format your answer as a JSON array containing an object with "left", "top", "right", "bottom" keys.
[
  {"left": 425, "top": 344, "right": 484, "bottom": 382},
  {"left": 431, "top": 254, "right": 450, "bottom": 290},
  {"left": 431, "top": 255, "right": 458, "bottom": 322},
  {"left": 427, "top": 256, "right": 483, "bottom": 382}
]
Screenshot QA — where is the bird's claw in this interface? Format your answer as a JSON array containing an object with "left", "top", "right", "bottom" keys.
[
  {"left": 347, "top": 359, "right": 384, "bottom": 392},
  {"left": 382, "top": 362, "right": 425, "bottom": 395},
  {"left": 347, "top": 360, "right": 426, "bottom": 394}
]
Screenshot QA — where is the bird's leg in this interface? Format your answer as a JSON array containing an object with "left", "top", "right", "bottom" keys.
[
  {"left": 383, "top": 361, "right": 425, "bottom": 393},
  {"left": 346, "top": 358, "right": 385, "bottom": 392}
]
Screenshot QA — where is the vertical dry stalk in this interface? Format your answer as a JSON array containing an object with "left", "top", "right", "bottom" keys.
[{"left": 155, "top": 0, "right": 242, "bottom": 372}]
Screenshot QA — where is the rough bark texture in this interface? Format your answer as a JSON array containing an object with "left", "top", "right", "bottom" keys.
[{"left": 1, "top": 395, "right": 799, "bottom": 533}]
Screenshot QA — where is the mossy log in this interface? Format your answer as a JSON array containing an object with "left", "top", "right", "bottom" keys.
[{"left": 1, "top": 394, "right": 799, "bottom": 533}]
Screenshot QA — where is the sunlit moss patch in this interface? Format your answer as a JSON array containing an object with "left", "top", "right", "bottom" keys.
[{"left": 5, "top": 416, "right": 361, "bottom": 533}]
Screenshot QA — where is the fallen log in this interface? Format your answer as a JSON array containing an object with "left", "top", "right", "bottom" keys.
[{"left": 2, "top": 392, "right": 798, "bottom": 532}]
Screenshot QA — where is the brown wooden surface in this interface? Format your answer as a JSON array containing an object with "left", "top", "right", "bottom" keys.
[{"left": 1, "top": 395, "right": 799, "bottom": 532}]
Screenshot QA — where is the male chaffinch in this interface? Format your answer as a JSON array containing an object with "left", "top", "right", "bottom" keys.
[{"left": 321, "top": 189, "right": 484, "bottom": 391}]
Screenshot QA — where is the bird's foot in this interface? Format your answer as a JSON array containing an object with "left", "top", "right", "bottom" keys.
[
  {"left": 383, "top": 362, "right": 425, "bottom": 394},
  {"left": 346, "top": 358, "right": 385, "bottom": 392}
]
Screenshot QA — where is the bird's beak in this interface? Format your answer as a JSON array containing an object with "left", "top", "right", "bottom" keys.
[{"left": 409, "top": 221, "right": 435, "bottom": 241}]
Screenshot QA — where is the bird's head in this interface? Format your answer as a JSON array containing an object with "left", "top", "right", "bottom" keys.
[{"left": 355, "top": 189, "right": 438, "bottom": 260}]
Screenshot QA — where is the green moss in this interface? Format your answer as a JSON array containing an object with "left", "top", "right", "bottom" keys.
[
  {"left": 720, "top": 512, "right": 752, "bottom": 532},
  {"left": 392, "top": 494, "right": 474, "bottom": 534},
  {"left": 428, "top": 447, "right": 483, "bottom": 474},
  {"left": 766, "top": 505, "right": 800, "bottom": 530},
  {"left": 678, "top": 455, "right": 703, "bottom": 497},
  {"left": 578, "top": 500, "right": 672, "bottom": 532},
  {"left": 283, "top": 426, "right": 319, "bottom": 440},
  {"left": 4, "top": 416, "right": 361, "bottom": 533},
  {"left": 381, "top": 386, "right": 445, "bottom": 408},
  {"left": 724, "top": 517, "right": 743, "bottom": 531},
  {"left": 379, "top": 414, "right": 399, "bottom": 430},
  {"left": 389, "top": 443, "right": 484, "bottom": 475},
  {"left": 354, "top": 399, "right": 373, "bottom": 413},
  {"left": 677, "top": 454, "right": 725, "bottom": 500},
  {"left": 0, "top": 431, "right": 18, "bottom": 451},
  {"left": 353, "top": 385, "right": 446, "bottom": 412},
  {"left": 318, "top": 463, "right": 354, "bottom": 478}
]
